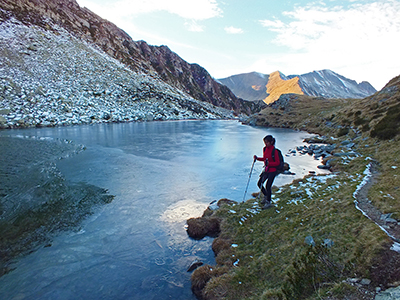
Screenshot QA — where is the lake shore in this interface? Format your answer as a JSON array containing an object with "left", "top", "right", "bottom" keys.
[{"left": 187, "top": 85, "right": 400, "bottom": 299}]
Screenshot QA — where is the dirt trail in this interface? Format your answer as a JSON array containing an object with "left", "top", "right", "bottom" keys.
[{"left": 354, "top": 162, "right": 400, "bottom": 243}]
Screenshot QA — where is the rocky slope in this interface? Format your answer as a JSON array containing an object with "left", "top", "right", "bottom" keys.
[
  {"left": 219, "top": 69, "right": 376, "bottom": 103},
  {"left": 0, "top": 16, "right": 239, "bottom": 128},
  {"left": 0, "top": 0, "right": 264, "bottom": 120}
]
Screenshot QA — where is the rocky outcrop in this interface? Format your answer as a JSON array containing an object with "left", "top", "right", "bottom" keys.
[{"left": 0, "top": 0, "right": 264, "bottom": 115}]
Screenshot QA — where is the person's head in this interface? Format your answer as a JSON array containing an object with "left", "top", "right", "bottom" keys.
[{"left": 263, "top": 135, "right": 275, "bottom": 146}]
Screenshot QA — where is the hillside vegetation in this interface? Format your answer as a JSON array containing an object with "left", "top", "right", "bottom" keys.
[{"left": 190, "top": 75, "right": 400, "bottom": 299}]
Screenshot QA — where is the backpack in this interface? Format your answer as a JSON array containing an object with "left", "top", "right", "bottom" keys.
[{"left": 271, "top": 147, "right": 285, "bottom": 173}]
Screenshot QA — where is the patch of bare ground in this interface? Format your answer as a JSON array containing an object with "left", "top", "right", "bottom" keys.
[
  {"left": 355, "top": 162, "right": 400, "bottom": 243},
  {"left": 351, "top": 161, "right": 400, "bottom": 298}
]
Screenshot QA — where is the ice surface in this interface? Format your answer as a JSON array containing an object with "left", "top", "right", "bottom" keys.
[{"left": 0, "top": 120, "right": 329, "bottom": 299}]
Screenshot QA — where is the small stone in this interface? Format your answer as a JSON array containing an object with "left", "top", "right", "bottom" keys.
[
  {"left": 304, "top": 236, "right": 315, "bottom": 246},
  {"left": 360, "top": 278, "right": 371, "bottom": 285},
  {"left": 323, "top": 238, "right": 334, "bottom": 248},
  {"left": 187, "top": 260, "right": 203, "bottom": 272}
]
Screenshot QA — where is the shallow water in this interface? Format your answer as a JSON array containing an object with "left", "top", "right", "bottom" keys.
[{"left": 0, "top": 120, "right": 328, "bottom": 299}]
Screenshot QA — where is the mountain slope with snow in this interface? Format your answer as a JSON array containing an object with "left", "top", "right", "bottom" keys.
[
  {"left": 0, "top": 0, "right": 263, "bottom": 118},
  {"left": 0, "top": 18, "right": 236, "bottom": 128},
  {"left": 291, "top": 69, "right": 377, "bottom": 99}
]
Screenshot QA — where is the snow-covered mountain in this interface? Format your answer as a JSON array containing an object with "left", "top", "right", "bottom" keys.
[
  {"left": 290, "top": 70, "right": 376, "bottom": 99},
  {"left": 218, "top": 70, "right": 377, "bottom": 103}
]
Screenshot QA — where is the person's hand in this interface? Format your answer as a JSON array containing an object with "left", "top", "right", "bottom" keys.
[
  {"left": 253, "top": 155, "right": 257, "bottom": 161},
  {"left": 265, "top": 159, "right": 269, "bottom": 166}
]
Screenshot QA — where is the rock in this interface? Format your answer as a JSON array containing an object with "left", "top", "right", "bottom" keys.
[
  {"left": 304, "top": 235, "right": 315, "bottom": 246},
  {"left": 375, "top": 286, "right": 400, "bottom": 300},
  {"left": 0, "top": 109, "right": 11, "bottom": 115},
  {"left": 334, "top": 152, "right": 358, "bottom": 157},
  {"left": 323, "top": 239, "right": 334, "bottom": 248},
  {"left": 317, "top": 165, "right": 330, "bottom": 169},
  {"left": 360, "top": 278, "right": 371, "bottom": 285},
  {"left": 187, "top": 259, "right": 204, "bottom": 272}
]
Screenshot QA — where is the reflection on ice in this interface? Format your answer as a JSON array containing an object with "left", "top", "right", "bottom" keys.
[{"left": 161, "top": 200, "right": 208, "bottom": 223}]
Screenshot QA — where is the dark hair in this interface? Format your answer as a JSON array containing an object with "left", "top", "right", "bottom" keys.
[{"left": 263, "top": 135, "right": 276, "bottom": 145}]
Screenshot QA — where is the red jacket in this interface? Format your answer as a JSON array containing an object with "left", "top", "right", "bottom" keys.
[{"left": 256, "top": 145, "right": 280, "bottom": 173}]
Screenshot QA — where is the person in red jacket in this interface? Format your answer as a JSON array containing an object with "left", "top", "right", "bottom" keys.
[{"left": 253, "top": 135, "right": 280, "bottom": 209}]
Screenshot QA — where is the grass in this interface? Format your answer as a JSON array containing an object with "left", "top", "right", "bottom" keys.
[
  {"left": 194, "top": 157, "right": 390, "bottom": 299},
  {"left": 193, "top": 75, "right": 400, "bottom": 299}
]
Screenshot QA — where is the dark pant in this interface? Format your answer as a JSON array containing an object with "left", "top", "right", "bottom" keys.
[{"left": 257, "top": 171, "right": 277, "bottom": 203}]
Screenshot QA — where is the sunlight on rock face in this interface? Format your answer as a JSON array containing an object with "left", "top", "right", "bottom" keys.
[{"left": 161, "top": 200, "right": 208, "bottom": 223}]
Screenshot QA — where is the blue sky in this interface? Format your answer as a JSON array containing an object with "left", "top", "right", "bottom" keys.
[{"left": 76, "top": 0, "right": 400, "bottom": 90}]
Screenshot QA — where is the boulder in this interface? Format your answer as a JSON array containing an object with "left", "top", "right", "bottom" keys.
[{"left": 375, "top": 286, "right": 400, "bottom": 300}]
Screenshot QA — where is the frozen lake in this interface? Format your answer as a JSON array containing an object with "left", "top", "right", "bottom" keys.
[{"left": 0, "top": 120, "right": 328, "bottom": 299}]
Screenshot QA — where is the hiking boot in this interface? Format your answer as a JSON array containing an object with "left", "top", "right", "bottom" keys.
[
  {"left": 262, "top": 202, "right": 275, "bottom": 210},
  {"left": 260, "top": 196, "right": 267, "bottom": 205}
]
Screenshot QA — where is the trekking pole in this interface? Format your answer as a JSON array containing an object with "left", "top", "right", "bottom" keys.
[{"left": 243, "top": 158, "right": 256, "bottom": 202}]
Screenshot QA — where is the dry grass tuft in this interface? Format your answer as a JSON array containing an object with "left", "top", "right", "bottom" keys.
[
  {"left": 191, "top": 265, "right": 230, "bottom": 299},
  {"left": 217, "top": 198, "right": 237, "bottom": 207},
  {"left": 186, "top": 217, "right": 221, "bottom": 239},
  {"left": 191, "top": 265, "right": 214, "bottom": 299},
  {"left": 212, "top": 237, "right": 232, "bottom": 256}
]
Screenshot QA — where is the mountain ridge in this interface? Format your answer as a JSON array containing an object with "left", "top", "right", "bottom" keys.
[{"left": 219, "top": 69, "right": 377, "bottom": 103}]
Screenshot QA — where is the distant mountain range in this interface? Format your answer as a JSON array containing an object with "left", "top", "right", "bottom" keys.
[{"left": 218, "top": 70, "right": 377, "bottom": 104}]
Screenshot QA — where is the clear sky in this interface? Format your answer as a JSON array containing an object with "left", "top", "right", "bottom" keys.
[{"left": 76, "top": 0, "right": 400, "bottom": 90}]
